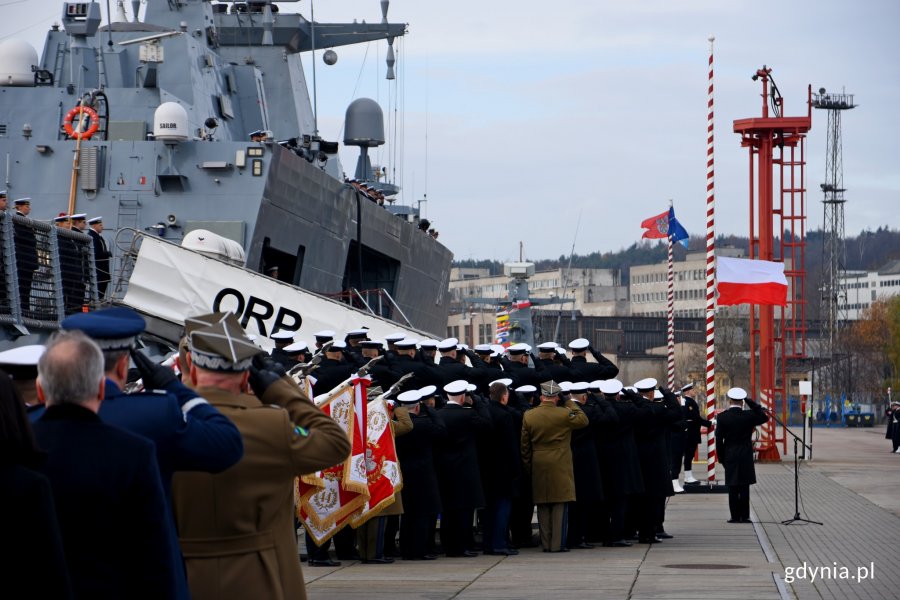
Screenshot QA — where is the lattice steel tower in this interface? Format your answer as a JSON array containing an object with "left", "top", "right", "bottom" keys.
[{"left": 812, "top": 87, "right": 855, "bottom": 392}]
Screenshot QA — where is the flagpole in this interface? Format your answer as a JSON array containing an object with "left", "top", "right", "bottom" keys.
[
  {"left": 666, "top": 200, "right": 676, "bottom": 390},
  {"left": 704, "top": 35, "right": 718, "bottom": 483}
]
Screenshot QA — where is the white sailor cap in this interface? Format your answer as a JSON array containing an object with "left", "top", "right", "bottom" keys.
[
  {"left": 466, "top": 383, "right": 477, "bottom": 393},
  {"left": 623, "top": 386, "right": 637, "bottom": 394},
  {"left": 395, "top": 339, "right": 418, "bottom": 349},
  {"left": 396, "top": 389, "right": 423, "bottom": 405},
  {"left": 598, "top": 379, "right": 624, "bottom": 395},
  {"left": 0, "top": 190, "right": 6, "bottom": 197},
  {"left": 515, "top": 384, "right": 538, "bottom": 394},
  {"left": 385, "top": 332, "right": 406, "bottom": 342},
  {"left": 588, "top": 380, "right": 603, "bottom": 392},
  {"left": 727, "top": 387, "right": 748, "bottom": 401},
  {"left": 359, "top": 340, "right": 384, "bottom": 350},
  {"left": 13, "top": 197, "right": 30, "bottom": 205},
  {"left": 490, "top": 344, "right": 506, "bottom": 355},
  {"left": 419, "top": 339, "right": 438, "bottom": 349},
  {"left": 329, "top": 340, "right": 347, "bottom": 350},
  {"left": 555, "top": 347, "right": 566, "bottom": 356},
  {"left": 537, "top": 342, "right": 559, "bottom": 352},
  {"left": 508, "top": 343, "right": 530, "bottom": 355},
  {"left": 634, "top": 377, "right": 658, "bottom": 392},
  {"left": 568, "top": 338, "right": 590, "bottom": 351},
  {"left": 284, "top": 341, "right": 309, "bottom": 354},
  {"left": 70, "top": 213, "right": 87, "bottom": 221},
  {"left": 437, "top": 337, "right": 458, "bottom": 351},
  {"left": 458, "top": 344, "right": 469, "bottom": 351},
  {"left": 558, "top": 381, "right": 573, "bottom": 392},
  {"left": 653, "top": 389, "right": 664, "bottom": 400},
  {"left": 271, "top": 331, "right": 294, "bottom": 341},
  {"left": 418, "top": 385, "right": 437, "bottom": 398},
  {"left": 0, "top": 344, "right": 45, "bottom": 365},
  {"left": 88, "top": 216, "right": 103, "bottom": 224},
  {"left": 474, "top": 344, "right": 492, "bottom": 354},
  {"left": 345, "top": 328, "right": 369, "bottom": 338},
  {"left": 314, "top": 330, "right": 335, "bottom": 340},
  {"left": 490, "top": 378, "right": 513, "bottom": 387},
  {"left": 444, "top": 379, "right": 468, "bottom": 395},
  {"left": 569, "top": 382, "right": 590, "bottom": 393}
]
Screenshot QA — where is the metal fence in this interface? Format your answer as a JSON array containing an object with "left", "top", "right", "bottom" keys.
[{"left": 0, "top": 212, "right": 98, "bottom": 330}]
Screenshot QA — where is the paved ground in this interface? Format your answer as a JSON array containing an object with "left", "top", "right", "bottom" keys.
[{"left": 302, "top": 426, "right": 900, "bottom": 599}]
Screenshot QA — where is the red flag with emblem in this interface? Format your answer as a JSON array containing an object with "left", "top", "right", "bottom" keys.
[{"left": 640, "top": 210, "right": 669, "bottom": 239}]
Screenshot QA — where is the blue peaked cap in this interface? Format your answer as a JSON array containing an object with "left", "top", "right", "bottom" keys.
[{"left": 61, "top": 307, "right": 146, "bottom": 350}]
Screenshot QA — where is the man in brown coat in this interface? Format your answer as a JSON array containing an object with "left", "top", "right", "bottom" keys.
[
  {"left": 172, "top": 313, "right": 351, "bottom": 600},
  {"left": 521, "top": 380, "right": 588, "bottom": 552}
]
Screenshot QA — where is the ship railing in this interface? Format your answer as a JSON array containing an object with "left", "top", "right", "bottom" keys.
[
  {"left": 325, "top": 287, "right": 412, "bottom": 327},
  {"left": 0, "top": 212, "right": 98, "bottom": 333}
]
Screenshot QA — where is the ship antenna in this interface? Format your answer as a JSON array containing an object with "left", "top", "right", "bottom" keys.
[
  {"left": 105, "top": 0, "right": 113, "bottom": 48},
  {"left": 310, "top": 0, "right": 319, "bottom": 135}
]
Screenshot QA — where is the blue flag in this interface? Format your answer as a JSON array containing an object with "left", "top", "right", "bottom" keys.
[{"left": 668, "top": 207, "right": 690, "bottom": 248}]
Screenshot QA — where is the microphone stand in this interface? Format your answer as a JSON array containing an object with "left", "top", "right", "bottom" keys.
[{"left": 764, "top": 407, "right": 823, "bottom": 526}]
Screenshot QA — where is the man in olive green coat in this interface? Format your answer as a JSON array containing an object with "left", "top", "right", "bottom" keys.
[
  {"left": 172, "top": 313, "right": 350, "bottom": 600},
  {"left": 521, "top": 380, "right": 589, "bottom": 552}
]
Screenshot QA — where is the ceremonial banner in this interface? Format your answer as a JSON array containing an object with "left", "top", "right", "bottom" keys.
[
  {"left": 717, "top": 257, "right": 788, "bottom": 306},
  {"left": 349, "top": 397, "right": 403, "bottom": 527},
  {"left": 495, "top": 306, "right": 510, "bottom": 347},
  {"left": 297, "top": 379, "right": 370, "bottom": 545}
]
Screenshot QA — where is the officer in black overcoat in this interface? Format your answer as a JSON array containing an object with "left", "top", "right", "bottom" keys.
[
  {"left": 311, "top": 341, "right": 356, "bottom": 396},
  {"left": 12, "top": 199, "right": 38, "bottom": 315},
  {"left": 629, "top": 379, "right": 681, "bottom": 543},
  {"left": 479, "top": 380, "right": 523, "bottom": 555},
  {"left": 434, "top": 379, "right": 492, "bottom": 556},
  {"left": 715, "top": 387, "right": 769, "bottom": 523},
  {"left": 532, "top": 342, "right": 576, "bottom": 382},
  {"left": 500, "top": 344, "right": 544, "bottom": 389},
  {"left": 86, "top": 216, "right": 112, "bottom": 298},
  {"left": 681, "top": 390, "right": 712, "bottom": 484},
  {"left": 388, "top": 339, "right": 442, "bottom": 391},
  {"left": 394, "top": 389, "right": 446, "bottom": 560},
  {"left": 566, "top": 338, "right": 619, "bottom": 381},
  {"left": 567, "top": 381, "right": 615, "bottom": 549},
  {"left": 593, "top": 380, "right": 645, "bottom": 546}
]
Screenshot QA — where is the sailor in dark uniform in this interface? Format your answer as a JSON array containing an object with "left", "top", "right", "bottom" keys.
[
  {"left": 594, "top": 379, "right": 643, "bottom": 547},
  {"left": 715, "top": 387, "right": 769, "bottom": 523},
  {"left": 567, "top": 381, "right": 611, "bottom": 549},
  {"left": 12, "top": 198, "right": 37, "bottom": 315},
  {"left": 396, "top": 389, "right": 446, "bottom": 560},
  {"left": 311, "top": 341, "right": 356, "bottom": 396},
  {"left": 435, "top": 379, "right": 492, "bottom": 557},
  {"left": 86, "top": 216, "right": 112, "bottom": 298},
  {"left": 418, "top": 339, "right": 439, "bottom": 364},
  {"left": 533, "top": 342, "right": 574, "bottom": 382},
  {"left": 681, "top": 389, "right": 712, "bottom": 484},
  {"left": 56, "top": 307, "right": 245, "bottom": 600},
  {"left": 567, "top": 338, "right": 619, "bottom": 381},
  {"left": 501, "top": 343, "right": 543, "bottom": 389},
  {"left": 268, "top": 330, "right": 296, "bottom": 368}
]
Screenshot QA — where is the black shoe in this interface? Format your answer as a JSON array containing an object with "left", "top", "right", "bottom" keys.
[
  {"left": 335, "top": 553, "right": 361, "bottom": 561},
  {"left": 740, "top": 518, "right": 752, "bottom": 523},
  {"left": 656, "top": 532, "right": 673, "bottom": 539},
  {"left": 571, "top": 542, "right": 594, "bottom": 549},
  {"left": 638, "top": 537, "right": 661, "bottom": 544},
  {"left": 361, "top": 557, "right": 395, "bottom": 564},
  {"left": 727, "top": 519, "right": 741, "bottom": 523},
  {"left": 604, "top": 540, "right": 633, "bottom": 547},
  {"left": 308, "top": 559, "right": 342, "bottom": 567},
  {"left": 446, "top": 550, "right": 478, "bottom": 558},
  {"left": 486, "top": 548, "right": 519, "bottom": 556}
]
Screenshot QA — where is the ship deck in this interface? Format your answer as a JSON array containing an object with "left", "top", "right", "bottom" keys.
[{"left": 300, "top": 426, "right": 900, "bottom": 599}]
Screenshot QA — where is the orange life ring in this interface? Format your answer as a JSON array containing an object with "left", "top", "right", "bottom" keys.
[{"left": 63, "top": 105, "right": 100, "bottom": 140}]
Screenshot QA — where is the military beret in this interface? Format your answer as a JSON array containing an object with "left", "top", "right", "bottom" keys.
[
  {"left": 540, "top": 381, "right": 562, "bottom": 397},
  {"left": 62, "top": 307, "right": 146, "bottom": 350}
]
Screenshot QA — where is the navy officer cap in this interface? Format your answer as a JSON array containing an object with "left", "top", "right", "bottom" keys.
[{"left": 61, "top": 306, "right": 146, "bottom": 350}]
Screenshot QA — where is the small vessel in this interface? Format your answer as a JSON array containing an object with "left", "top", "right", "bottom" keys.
[{"left": 0, "top": 0, "right": 452, "bottom": 343}]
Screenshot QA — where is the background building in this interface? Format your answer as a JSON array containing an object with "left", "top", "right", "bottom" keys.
[{"left": 838, "top": 259, "right": 900, "bottom": 319}]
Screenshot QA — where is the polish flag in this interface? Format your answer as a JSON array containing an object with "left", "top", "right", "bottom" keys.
[{"left": 717, "top": 257, "right": 788, "bottom": 306}]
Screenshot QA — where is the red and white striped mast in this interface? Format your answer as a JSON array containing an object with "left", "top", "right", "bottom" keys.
[
  {"left": 666, "top": 199, "right": 675, "bottom": 390},
  {"left": 705, "top": 35, "right": 718, "bottom": 483}
]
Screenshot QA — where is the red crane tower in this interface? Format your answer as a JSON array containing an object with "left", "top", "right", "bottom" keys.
[{"left": 733, "top": 67, "right": 812, "bottom": 461}]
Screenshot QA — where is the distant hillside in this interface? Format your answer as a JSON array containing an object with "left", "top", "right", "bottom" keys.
[{"left": 454, "top": 227, "right": 900, "bottom": 319}]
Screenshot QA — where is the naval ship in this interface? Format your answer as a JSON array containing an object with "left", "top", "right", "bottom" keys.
[{"left": 0, "top": 0, "right": 452, "bottom": 344}]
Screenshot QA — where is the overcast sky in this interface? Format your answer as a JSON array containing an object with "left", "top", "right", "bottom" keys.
[{"left": 3, "top": 0, "right": 898, "bottom": 262}]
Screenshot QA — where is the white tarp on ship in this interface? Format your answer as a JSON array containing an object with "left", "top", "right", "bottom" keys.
[{"left": 122, "top": 236, "right": 431, "bottom": 348}]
